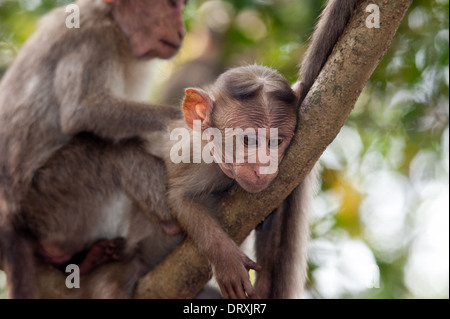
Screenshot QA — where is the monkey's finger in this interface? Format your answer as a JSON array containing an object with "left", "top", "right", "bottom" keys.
[
  {"left": 231, "top": 280, "right": 247, "bottom": 299},
  {"left": 226, "top": 283, "right": 238, "bottom": 299},
  {"left": 241, "top": 271, "right": 259, "bottom": 299},
  {"left": 243, "top": 280, "right": 260, "bottom": 299},
  {"left": 233, "top": 270, "right": 253, "bottom": 299},
  {"left": 244, "top": 258, "right": 262, "bottom": 272},
  {"left": 232, "top": 280, "right": 246, "bottom": 299},
  {"left": 218, "top": 281, "right": 231, "bottom": 299}
]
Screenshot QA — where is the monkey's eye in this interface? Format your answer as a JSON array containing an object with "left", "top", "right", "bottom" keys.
[
  {"left": 243, "top": 136, "right": 258, "bottom": 147},
  {"left": 269, "top": 138, "right": 283, "bottom": 149}
]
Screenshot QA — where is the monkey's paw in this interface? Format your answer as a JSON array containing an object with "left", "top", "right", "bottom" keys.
[{"left": 213, "top": 253, "right": 262, "bottom": 299}]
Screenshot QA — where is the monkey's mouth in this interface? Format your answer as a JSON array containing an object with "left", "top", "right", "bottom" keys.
[
  {"left": 137, "top": 40, "right": 181, "bottom": 60},
  {"left": 160, "top": 39, "right": 181, "bottom": 51}
]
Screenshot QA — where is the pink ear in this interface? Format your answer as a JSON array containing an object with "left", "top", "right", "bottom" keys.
[{"left": 182, "top": 89, "right": 213, "bottom": 130}]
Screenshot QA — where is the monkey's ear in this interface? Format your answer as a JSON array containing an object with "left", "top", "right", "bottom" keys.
[{"left": 183, "top": 89, "right": 213, "bottom": 130}]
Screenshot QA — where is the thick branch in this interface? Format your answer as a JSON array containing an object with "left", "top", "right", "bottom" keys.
[{"left": 134, "top": 0, "right": 412, "bottom": 299}]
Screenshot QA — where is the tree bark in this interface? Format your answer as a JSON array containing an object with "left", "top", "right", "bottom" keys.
[
  {"left": 1, "top": 0, "right": 412, "bottom": 299},
  {"left": 134, "top": 0, "right": 412, "bottom": 299}
]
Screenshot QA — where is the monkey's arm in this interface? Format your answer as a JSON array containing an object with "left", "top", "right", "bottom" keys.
[
  {"left": 170, "top": 193, "right": 260, "bottom": 299},
  {"left": 60, "top": 95, "right": 181, "bottom": 140},
  {"left": 54, "top": 53, "right": 182, "bottom": 140}
]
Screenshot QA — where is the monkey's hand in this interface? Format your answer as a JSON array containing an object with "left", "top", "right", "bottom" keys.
[{"left": 213, "top": 249, "right": 262, "bottom": 299}]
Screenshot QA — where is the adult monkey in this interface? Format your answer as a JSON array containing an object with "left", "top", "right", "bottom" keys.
[{"left": 0, "top": 0, "right": 187, "bottom": 298}]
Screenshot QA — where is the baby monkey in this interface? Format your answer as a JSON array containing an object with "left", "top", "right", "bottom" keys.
[{"left": 148, "top": 65, "right": 315, "bottom": 299}]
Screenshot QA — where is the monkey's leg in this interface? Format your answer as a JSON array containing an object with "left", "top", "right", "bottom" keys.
[{"left": 26, "top": 133, "right": 173, "bottom": 273}]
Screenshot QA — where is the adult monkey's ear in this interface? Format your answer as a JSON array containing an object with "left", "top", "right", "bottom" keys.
[{"left": 182, "top": 89, "right": 214, "bottom": 131}]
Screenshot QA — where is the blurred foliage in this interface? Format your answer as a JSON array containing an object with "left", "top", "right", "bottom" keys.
[{"left": 0, "top": 0, "right": 448, "bottom": 299}]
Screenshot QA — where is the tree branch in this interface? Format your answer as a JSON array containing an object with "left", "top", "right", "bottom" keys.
[{"left": 134, "top": 0, "right": 412, "bottom": 299}]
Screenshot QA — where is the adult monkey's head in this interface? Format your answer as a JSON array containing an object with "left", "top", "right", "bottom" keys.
[{"left": 105, "top": 0, "right": 187, "bottom": 59}]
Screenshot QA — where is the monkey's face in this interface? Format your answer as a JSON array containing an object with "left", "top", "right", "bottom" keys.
[
  {"left": 112, "top": 0, "right": 187, "bottom": 59},
  {"left": 180, "top": 68, "right": 298, "bottom": 194},
  {"left": 217, "top": 130, "right": 293, "bottom": 193}
]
